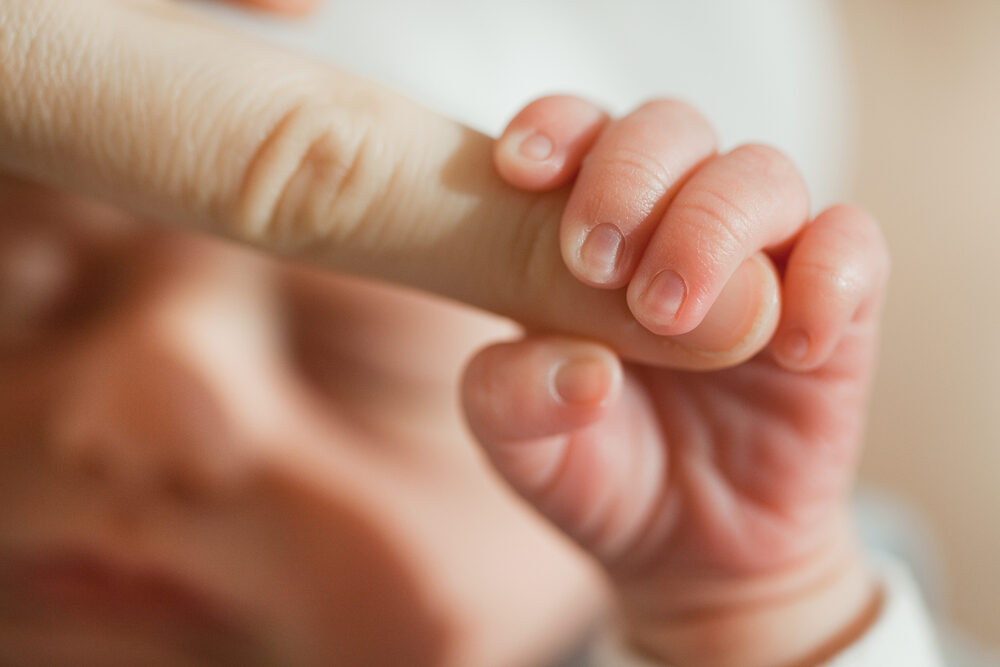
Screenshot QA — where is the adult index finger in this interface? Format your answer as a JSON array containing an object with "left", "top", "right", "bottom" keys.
[{"left": 0, "top": 0, "right": 777, "bottom": 370}]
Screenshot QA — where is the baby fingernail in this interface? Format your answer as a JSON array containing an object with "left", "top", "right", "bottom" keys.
[
  {"left": 675, "top": 257, "right": 763, "bottom": 351},
  {"left": 578, "top": 223, "right": 624, "bottom": 283},
  {"left": 639, "top": 269, "right": 686, "bottom": 326},
  {"left": 552, "top": 356, "right": 611, "bottom": 406},
  {"left": 518, "top": 132, "right": 554, "bottom": 161},
  {"left": 780, "top": 328, "right": 811, "bottom": 365}
]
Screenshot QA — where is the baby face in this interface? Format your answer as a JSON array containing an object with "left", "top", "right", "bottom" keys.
[{"left": 0, "top": 183, "right": 598, "bottom": 666}]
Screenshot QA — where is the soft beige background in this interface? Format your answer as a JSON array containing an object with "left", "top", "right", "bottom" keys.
[{"left": 842, "top": 0, "right": 1000, "bottom": 648}]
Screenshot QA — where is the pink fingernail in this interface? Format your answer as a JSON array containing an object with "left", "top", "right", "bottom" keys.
[
  {"left": 518, "top": 132, "right": 554, "bottom": 161},
  {"left": 639, "top": 269, "right": 686, "bottom": 326},
  {"left": 578, "top": 223, "right": 624, "bottom": 283},
  {"left": 552, "top": 356, "right": 610, "bottom": 406},
  {"left": 781, "top": 328, "right": 811, "bottom": 364}
]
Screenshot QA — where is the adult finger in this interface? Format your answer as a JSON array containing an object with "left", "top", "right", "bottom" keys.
[{"left": 0, "top": 0, "right": 773, "bottom": 369}]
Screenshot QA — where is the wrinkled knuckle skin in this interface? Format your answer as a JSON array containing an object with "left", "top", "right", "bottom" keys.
[
  {"left": 736, "top": 143, "right": 807, "bottom": 198},
  {"left": 636, "top": 98, "right": 708, "bottom": 127},
  {"left": 734, "top": 143, "right": 795, "bottom": 177},
  {"left": 822, "top": 205, "right": 891, "bottom": 293},
  {"left": 635, "top": 98, "right": 719, "bottom": 148},
  {"left": 735, "top": 144, "right": 811, "bottom": 227},
  {"left": 597, "top": 146, "right": 675, "bottom": 195},
  {"left": 813, "top": 261, "right": 870, "bottom": 304},
  {"left": 673, "top": 187, "right": 754, "bottom": 255},
  {"left": 635, "top": 98, "right": 695, "bottom": 120},
  {"left": 230, "top": 100, "right": 371, "bottom": 253}
]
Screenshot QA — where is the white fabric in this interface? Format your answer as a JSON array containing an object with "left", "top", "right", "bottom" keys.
[
  {"left": 826, "top": 554, "right": 944, "bottom": 667},
  {"left": 590, "top": 553, "right": 945, "bottom": 666}
]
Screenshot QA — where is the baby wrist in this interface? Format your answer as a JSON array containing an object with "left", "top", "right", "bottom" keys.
[{"left": 612, "top": 547, "right": 878, "bottom": 667}]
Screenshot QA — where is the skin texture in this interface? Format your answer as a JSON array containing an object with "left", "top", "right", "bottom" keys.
[
  {"left": 0, "top": 2, "right": 891, "bottom": 665},
  {"left": 468, "top": 96, "right": 892, "bottom": 666},
  {"left": 0, "top": 0, "right": 778, "bottom": 370}
]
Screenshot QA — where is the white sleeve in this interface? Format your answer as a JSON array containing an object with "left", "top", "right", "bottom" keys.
[
  {"left": 589, "top": 553, "right": 945, "bottom": 667},
  {"left": 823, "top": 553, "right": 944, "bottom": 666}
]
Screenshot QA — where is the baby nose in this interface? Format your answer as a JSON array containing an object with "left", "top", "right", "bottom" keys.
[
  {"left": 50, "top": 348, "right": 246, "bottom": 503},
  {"left": 47, "top": 239, "right": 288, "bottom": 504}
]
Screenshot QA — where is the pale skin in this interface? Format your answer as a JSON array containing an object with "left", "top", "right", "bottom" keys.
[{"left": 0, "top": 1, "right": 889, "bottom": 666}]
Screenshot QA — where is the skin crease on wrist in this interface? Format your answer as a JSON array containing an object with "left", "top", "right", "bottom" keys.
[{"left": 621, "top": 533, "right": 880, "bottom": 667}]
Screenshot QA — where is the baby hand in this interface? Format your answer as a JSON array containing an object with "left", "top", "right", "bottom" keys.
[
  {"left": 494, "top": 96, "right": 880, "bottom": 370},
  {"left": 466, "top": 96, "right": 890, "bottom": 666}
]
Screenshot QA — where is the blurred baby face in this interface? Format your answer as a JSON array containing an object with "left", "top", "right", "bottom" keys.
[{"left": 0, "top": 182, "right": 599, "bottom": 666}]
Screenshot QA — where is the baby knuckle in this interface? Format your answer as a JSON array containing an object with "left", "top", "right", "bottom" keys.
[
  {"left": 733, "top": 143, "right": 794, "bottom": 176},
  {"left": 636, "top": 99, "right": 718, "bottom": 149},
  {"left": 673, "top": 187, "right": 754, "bottom": 251},
  {"left": 829, "top": 262, "right": 870, "bottom": 301},
  {"left": 800, "top": 256, "right": 869, "bottom": 302},
  {"left": 734, "top": 144, "right": 808, "bottom": 208},
  {"left": 824, "top": 205, "right": 891, "bottom": 285},
  {"left": 538, "top": 93, "right": 593, "bottom": 109},
  {"left": 636, "top": 98, "right": 712, "bottom": 130},
  {"left": 592, "top": 145, "right": 675, "bottom": 194}
]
